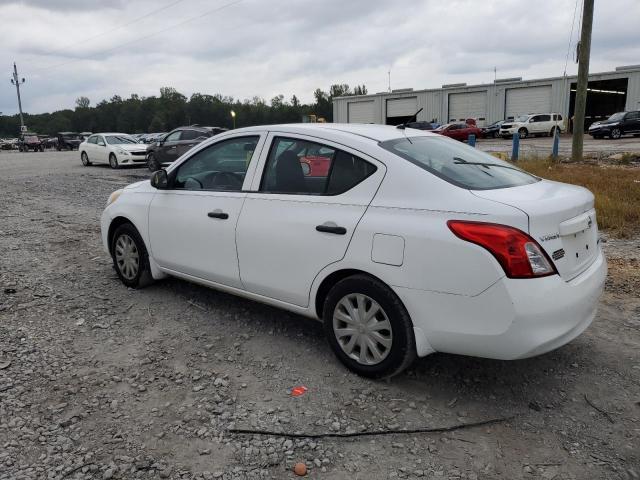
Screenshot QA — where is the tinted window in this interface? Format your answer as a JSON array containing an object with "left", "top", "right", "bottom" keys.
[
  {"left": 88, "top": 136, "right": 97, "bottom": 144},
  {"left": 379, "top": 136, "right": 539, "bottom": 190},
  {"left": 260, "top": 137, "right": 376, "bottom": 195},
  {"left": 181, "top": 129, "right": 205, "bottom": 140},
  {"left": 173, "top": 136, "right": 259, "bottom": 191},
  {"left": 165, "top": 131, "right": 181, "bottom": 142},
  {"left": 626, "top": 111, "right": 639, "bottom": 120},
  {"left": 538, "top": 114, "right": 551, "bottom": 122}
]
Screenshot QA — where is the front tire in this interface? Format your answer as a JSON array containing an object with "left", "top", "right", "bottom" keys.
[
  {"left": 610, "top": 128, "right": 622, "bottom": 139},
  {"left": 110, "top": 223, "right": 153, "bottom": 289},
  {"left": 323, "top": 274, "right": 416, "bottom": 379},
  {"left": 518, "top": 128, "right": 528, "bottom": 139},
  {"left": 81, "top": 151, "right": 91, "bottom": 166},
  {"left": 109, "top": 153, "right": 119, "bottom": 169},
  {"left": 147, "top": 153, "right": 160, "bottom": 172}
]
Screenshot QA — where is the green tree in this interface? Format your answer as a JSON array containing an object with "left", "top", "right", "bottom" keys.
[{"left": 75, "top": 96, "right": 90, "bottom": 109}]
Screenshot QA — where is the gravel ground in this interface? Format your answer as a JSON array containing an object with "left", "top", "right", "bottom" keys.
[{"left": 1, "top": 151, "right": 639, "bottom": 480}]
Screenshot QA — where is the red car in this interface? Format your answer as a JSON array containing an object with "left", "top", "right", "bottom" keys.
[{"left": 434, "top": 123, "right": 483, "bottom": 142}]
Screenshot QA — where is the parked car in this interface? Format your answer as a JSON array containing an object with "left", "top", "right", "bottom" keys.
[
  {"left": 433, "top": 123, "right": 483, "bottom": 142},
  {"left": 101, "top": 123, "right": 606, "bottom": 378},
  {"left": 42, "top": 137, "right": 57, "bottom": 149},
  {"left": 19, "top": 134, "right": 44, "bottom": 152},
  {"left": 588, "top": 111, "right": 640, "bottom": 139},
  {"left": 80, "top": 133, "right": 148, "bottom": 169},
  {"left": 500, "top": 113, "right": 563, "bottom": 139},
  {"left": 57, "top": 132, "right": 82, "bottom": 150},
  {"left": 146, "top": 126, "right": 227, "bottom": 171},
  {"left": 481, "top": 120, "right": 506, "bottom": 138}
]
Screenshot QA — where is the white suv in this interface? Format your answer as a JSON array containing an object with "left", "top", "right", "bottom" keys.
[{"left": 500, "top": 113, "right": 564, "bottom": 139}]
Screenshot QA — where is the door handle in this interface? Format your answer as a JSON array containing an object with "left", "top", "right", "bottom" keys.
[
  {"left": 208, "top": 210, "right": 229, "bottom": 220},
  {"left": 316, "top": 224, "right": 346, "bottom": 235}
]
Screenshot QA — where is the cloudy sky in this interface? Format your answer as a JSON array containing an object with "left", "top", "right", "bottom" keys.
[{"left": 1, "top": 0, "right": 638, "bottom": 114}]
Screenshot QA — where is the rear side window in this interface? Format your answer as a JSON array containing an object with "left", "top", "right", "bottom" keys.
[
  {"left": 260, "top": 137, "right": 376, "bottom": 195},
  {"left": 379, "top": 136, "right": 539, "bottom": 190},
  {"left": 538, "top": 114, "right": 551, "bottom": 122},
  {"left": 181, "top": 129, "right": 203, "bottom": 140}
]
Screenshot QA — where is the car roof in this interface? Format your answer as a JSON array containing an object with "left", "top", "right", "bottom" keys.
[
  {"left": 228, "top": 123, "right": 436, "bottom": 143},
  {"left": 99, "top": 132, "right": 133, "bottom": 136}
]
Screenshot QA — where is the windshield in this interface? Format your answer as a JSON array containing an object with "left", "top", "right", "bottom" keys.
[
  {"left": 25, "top": 136, "right": 38, "bottom": 142},
  {"left": 63, "top": 134, "right": 79, "bottom": 139},
  {"left": 515, "top": 115, "right": 530, "bottom": 122},
  {"left": 379, "top": 136, "right": 539, "bottom": 190},
  {"left": 105, "top": 135, "right": 136, "bottom": 145},
  {"left": 608, "top": 112, "right": 625, "bottom": 121}
]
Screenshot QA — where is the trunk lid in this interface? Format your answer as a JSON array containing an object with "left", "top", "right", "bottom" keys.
[{"left": 472, "top": 180, "right": 599, "bottom": 280}]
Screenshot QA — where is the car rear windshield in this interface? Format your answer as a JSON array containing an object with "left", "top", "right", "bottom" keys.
[{"left": 379, "top": 136, "right": 540, "bottom": 190}]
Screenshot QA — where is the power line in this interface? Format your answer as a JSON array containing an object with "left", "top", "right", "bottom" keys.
[
  {"left": 30, "top": 0, "right": 245, "bottom": 77},
  {"left": 30, "top": 0, "right": 188, "bottom": 63},
  {"left": 563, "top": 0, "right": 581, "bottom": 76}
]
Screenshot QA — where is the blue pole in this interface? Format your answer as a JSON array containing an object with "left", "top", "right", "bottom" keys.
[
  {"left": 468, "top": 134, "right": 476, "bottom": 147},
  {"left": 511, "top": 132, "right": 519, "bottom": 162},
  {"left": 552, "top": 128, "right": 560, "bottom": 159}
]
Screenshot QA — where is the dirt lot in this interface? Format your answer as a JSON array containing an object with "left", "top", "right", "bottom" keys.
[{"left": 1, "top": 151, "right": 639, "bottom": 480}]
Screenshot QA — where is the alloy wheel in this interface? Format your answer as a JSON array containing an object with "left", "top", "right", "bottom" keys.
[
  {"left": 81, "top": 152, "right": 89, "bottom": 166},
  {"left": 114, "top": 234, "right": 139, "bottom": 280},
  {"left": 332, "top": 293, "right": 393, "bottom": 366},
  {"left": 611, "top": 128, "right": 621, "bottom": 139}
]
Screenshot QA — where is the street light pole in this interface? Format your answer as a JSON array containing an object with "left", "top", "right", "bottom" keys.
[
  {"left": 571, "top": 0, "right": 594, "bottom": 162},
  {"left": 10, "top": 62, "right": 26, "bottom": 132}
]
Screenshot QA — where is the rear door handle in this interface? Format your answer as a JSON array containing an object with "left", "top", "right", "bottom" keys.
[
  {"left": 316, "top": 224, "right": 346, "bottom": 235},
  {"left": 208, "top": 210, "right": 229, "bottom": 220}
]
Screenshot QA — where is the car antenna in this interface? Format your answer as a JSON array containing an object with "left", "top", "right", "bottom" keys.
[{"left": 397, "top": 107, "right": 423, "bottom": 144}]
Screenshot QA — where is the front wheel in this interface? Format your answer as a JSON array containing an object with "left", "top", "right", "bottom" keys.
[
  {"left": 518, "top": 128, "right": 528, "bottom": 139},
  {"left": 323, "top": 275, "right": 416, "bottom": 379},
  {"left": 610, "top": 128, "right": 622, "bottom": 139},
  {"left": 110, "top": 223, "right": 153, "bottom": 289},
  {"left": 147, "top": 153, "right": 160, "bottom": 172},
  {"left": 81, "top": 151, "right": 91, "bottom": 166},
  {"left": 109, "top": 153, "right": 119, "bottom": 169}
]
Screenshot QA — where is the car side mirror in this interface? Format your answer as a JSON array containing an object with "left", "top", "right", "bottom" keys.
[
  {"left": 155, "top": 141, "right": 161, "bottom": 147},
  {"left": 150, "top": 169, "right": 168, "bottom": 189}
]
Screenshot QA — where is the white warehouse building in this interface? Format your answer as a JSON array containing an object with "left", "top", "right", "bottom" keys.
[{"left": 332, "top": 65, "right": 640, "bottom": 129}]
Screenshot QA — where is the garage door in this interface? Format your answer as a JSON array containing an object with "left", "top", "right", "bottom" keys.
[
  {"left": 386, "top": 97, "right": 418, "bottom": 118},
  {"left": 347, "top": 101, "right": 375, "bottom": 123},
  {"left": 448, "top": 91, "right": 487, "bottom": 124},
  {"left": 505, "top": 86, "right": 552, "bottom": 119}
]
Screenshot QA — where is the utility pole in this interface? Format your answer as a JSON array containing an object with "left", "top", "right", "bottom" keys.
[
  {"left": 10, "top": 62, "right": 26, "bottom": 132},
  {"left": 571, "top": 0, "right": 594, "bottom": 162}
]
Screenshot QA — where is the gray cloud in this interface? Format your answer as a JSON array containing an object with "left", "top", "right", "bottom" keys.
[{"left": 1, "top": 0, "right": 638, "bottom": 114}]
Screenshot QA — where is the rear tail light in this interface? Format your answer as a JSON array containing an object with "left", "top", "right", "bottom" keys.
[{"left": 447, "top": 220, "right": 557, "bottom": 279}]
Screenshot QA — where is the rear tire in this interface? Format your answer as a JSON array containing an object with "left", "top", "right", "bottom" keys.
[
  {"left": 550, "top": 126, "right": 558, "bottom": 137},
  {"left": 323, "top": 274, "right": 416, "bottom": 379},
  {"left": 518, "top": 128, "right": 528, "bottom": 139},
  {"left": 109, "top": 153, "right": 119, "bottom": 169},
  {"left": 110, "top": 223, "right": 153, "bottom": 289}
]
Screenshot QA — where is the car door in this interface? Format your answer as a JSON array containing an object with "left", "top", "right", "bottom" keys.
[
  {"left": 157, "top": 130, "right": 182, "bottom": 164},
  {"left": 236, "top": 133, "right": 385, "bottom": 307},
  {"left": 148, "top": 134, "right": 265, "bottom": 288},
  {"left": 178, "top": 129, "right": 206, "bottom": 156},
  {"left": 85, "top": 135, "right": 97, "bottom": 159},
  {"left": 625, "top": 111, "right": 640, "bottom": 133},
  {"left": 95, "top": 135, "right": 109, "bottom": 162}
]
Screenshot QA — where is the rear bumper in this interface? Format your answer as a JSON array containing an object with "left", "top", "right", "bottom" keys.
[{"left": 395, "top": 248, "right": 606, "bottom": 359}]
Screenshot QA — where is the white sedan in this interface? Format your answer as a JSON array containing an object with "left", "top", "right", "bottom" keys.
[
  {"left": 100, "top": 124, "right": 606, "bottom": 378},
  {"left": 80, "top": 133, "right": 148, "bottom": 169}
]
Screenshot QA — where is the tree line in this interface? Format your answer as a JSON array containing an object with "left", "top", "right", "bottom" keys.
[{"left": 0, "top": 84, "right": 367, "bottom": 137}]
